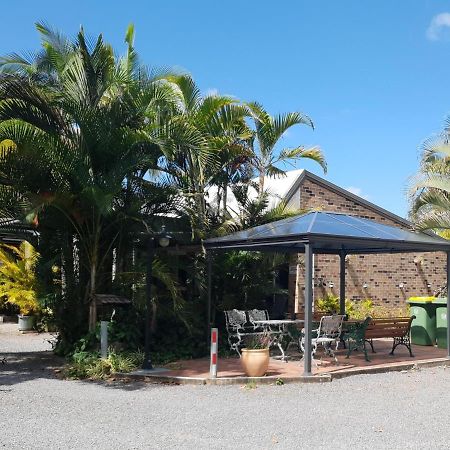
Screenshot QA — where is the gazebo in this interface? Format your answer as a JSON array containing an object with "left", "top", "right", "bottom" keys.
[{"left": 204, "top": 211, "right": 450, "bottom": 376}]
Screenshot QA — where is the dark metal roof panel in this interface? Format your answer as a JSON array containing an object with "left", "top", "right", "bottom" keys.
[{"left": 204, "top": 211, "right": 450, "bottom": 253}]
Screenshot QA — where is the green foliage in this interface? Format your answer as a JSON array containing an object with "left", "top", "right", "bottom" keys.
[
  {"left": 316, "top": 293, "right": 340, "bottom": 314},
  {"left": 316, "top": 294, "right": 374, "bottom": 319},
  {"left": 316, "top": 295, "right": 409, "bottom": 319},
  {"left": 215, "top": 251, "right": 288, "bottom": 312},
  {"left": 0, "top": 241, "right": 40, "bottom": 315},
  {"left": 244, "top": 381, "right": 257, "bottom": 390},
  {"left": 65, "top": 350, "right": 144, "bottom": 380},
  {"left": 350, "top": 299, "right": 374, "bottom": 320},
  {"left": 247, "top": 102, "right": 326, "bottom": 193},
  {"left": 410, "top": 115, "right": 450, "bottom": 232},
  {"left": 0, "top": 23, "right": 327, "bottom": 360}
]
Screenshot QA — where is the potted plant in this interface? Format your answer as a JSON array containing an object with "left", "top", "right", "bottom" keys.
[
  {"left": 240, "top": 333, "right": 271, "bottom": 377},
  {"left": 0, "top": 241, "right": 41, "bottom": 331}
]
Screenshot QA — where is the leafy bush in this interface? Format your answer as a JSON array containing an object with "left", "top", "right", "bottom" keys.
[
  {"left": 317, "top": 293, "right": 339, "bottom": 313},
  {"left": 0, "top": 241, "right": 41, "bottom": 315},
  {"left": 350, "top": 299, "right": 374, "bottom": 320},
  {"left": 64, "top": 350, "right": 144, "bottom": 380},
  {"left": 370, "top": 305, "right": 409, "bottom": 318},
  {"left": 316, "top": 295, "right": 409, "bottom": 319},
  {"left": 316, "top": 293, "right": 354, "bottom": 315},
  {"left": 317, "top": 295, "right": 374, "bottom": 319}
]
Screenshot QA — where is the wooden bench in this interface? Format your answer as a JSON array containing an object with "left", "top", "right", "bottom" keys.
[{"left": 365, "top": 316, "right": 415, "bottom": 357}]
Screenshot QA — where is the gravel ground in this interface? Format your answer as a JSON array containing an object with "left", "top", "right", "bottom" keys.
[{"left": 1, "top": 323, "right": 450, "bottom": 450}]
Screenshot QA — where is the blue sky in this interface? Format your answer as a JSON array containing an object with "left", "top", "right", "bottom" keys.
[{"left": 3, "top": 1, "right": 450, "bottom": 218}]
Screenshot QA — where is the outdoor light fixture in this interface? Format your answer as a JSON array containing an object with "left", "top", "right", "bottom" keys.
[
  {"left": 362, "top": 282, "right": 368, "bottom": 289},
  {"left": 328, "top": 281, "right": 334, "bottom": 288},
  {"left": 158, "top": 225, "right": 171, "bottom": 248},
  {"left": 413, "top": 256, "right": 424, "bottom": 266},
  {"left": 398, "top": 283, "right": 404, "bottom": 289},
  {"left": 427, "top": 283, "right": 432, "bottom": 288}
]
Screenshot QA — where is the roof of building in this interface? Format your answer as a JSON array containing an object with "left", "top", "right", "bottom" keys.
[
  {"left": 291, "top": 170, "right": 411, "bottom": 228},
  {"left": 204, "top": 211, "right": 450, "bottom": 254},
  {"left": 211, "top": 169, "right": 412, "bottom": 228}
]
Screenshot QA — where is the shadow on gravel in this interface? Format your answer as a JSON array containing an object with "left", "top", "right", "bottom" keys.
[
  {"left": 81, "top": 379, "right": 171, "bottom": 391},
  {"left": 0, "top": 350, "right": 181, "bottom": 391},
  {"left": 0, "top": 351, "right": 65, "bottom": 387}
]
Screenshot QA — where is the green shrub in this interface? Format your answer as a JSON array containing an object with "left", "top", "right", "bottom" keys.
[
  {"left": 64, "top": 350, "right": 144, "bottom": 380},
  {"left": 316, "top": 294, "right": 353, "bottom": 316},
  {"left": 317, "top": 295, "right": 376, "bottom": 319},
  {"left": 350, "top": 299, "right": 374, "bottom": 319},
  {"left": 316, "top": 293, "right": 339, "bottom": 313}
]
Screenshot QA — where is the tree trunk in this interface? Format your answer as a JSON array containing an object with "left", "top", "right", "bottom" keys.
[
  {"left": 88, "top": 229, "right": 100, "bottom": 331},
  {"left": 88, "top": 262, "right": 97, "bottom": 331},
  {"left": 222, "top": 180, "right": 228, "bottom": 221}
]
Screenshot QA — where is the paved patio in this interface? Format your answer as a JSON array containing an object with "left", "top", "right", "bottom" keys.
[{"left": 127, "top": 339, "right": 449, "bottom": 384}]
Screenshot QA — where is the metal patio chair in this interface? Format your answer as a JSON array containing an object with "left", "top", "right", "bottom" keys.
[
  {"left": 224, "top": 309, "right": 248, "bottom": 355},
  {"left": 300, "top": 314, "right": 345, "bottom": 364},
  {"left": 342, "top": 316, "right": 372, "bottom": 362},
  {"left": 247, "top": 309, "right": 269, "bottom": 330}
]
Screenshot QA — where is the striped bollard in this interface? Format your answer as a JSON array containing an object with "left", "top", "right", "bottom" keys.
[{"left": 210, "top": 328, "right": 218, "bottom": 378}]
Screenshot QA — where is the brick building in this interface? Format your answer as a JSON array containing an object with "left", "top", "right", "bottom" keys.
[{"left": 266, "top": 169, "right": 448, "bottom": 313}]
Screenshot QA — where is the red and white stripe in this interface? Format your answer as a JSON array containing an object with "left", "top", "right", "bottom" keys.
[{"left": 210, "top": 328, "right": 218, "bottom": 378}]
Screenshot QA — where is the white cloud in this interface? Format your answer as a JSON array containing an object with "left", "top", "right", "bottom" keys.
[
  {"left": 345, "top": 186, "right": 370, "bottom": 200},
  {"left": 426, "top": 13, "right": 450, "bottom": 41}
]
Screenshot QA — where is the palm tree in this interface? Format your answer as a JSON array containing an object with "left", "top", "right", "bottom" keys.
[
  {"left": 247, "top": 102, "right": 327, "bottom": 191},
  {"left": 410, "top": 116, "right": 450, "bottom": 233},
  {"left": 0, "top": 23, "right": 179, "bottom": 330},
  {"left": 154, "top": 75, "right": 251, "bottom": 237}
]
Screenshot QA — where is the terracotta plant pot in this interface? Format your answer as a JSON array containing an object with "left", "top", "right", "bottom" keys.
[{"left": 240, "top": 348, "right": 270, "bottom": 377}]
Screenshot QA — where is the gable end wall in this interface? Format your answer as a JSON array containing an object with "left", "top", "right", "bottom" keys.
[{"left": 288, "top": 177, "right": 446, "bottom": 312}]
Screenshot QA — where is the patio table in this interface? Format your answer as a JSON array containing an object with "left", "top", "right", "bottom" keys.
[{"left": 253, "top": 319, "right": 304, "bottom": 362}]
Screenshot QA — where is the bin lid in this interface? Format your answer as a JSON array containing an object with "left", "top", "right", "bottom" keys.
[
  {"left": 433, "top": 297, "right": 447, "bottom": 305},
  {"left": 407, "top": 296, "right": 435, "bottom": 304}
]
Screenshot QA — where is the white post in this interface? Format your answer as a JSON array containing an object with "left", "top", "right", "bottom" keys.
[
  {"left": 210, "top": 328, "right": 218, "bottom": 378},
  {"left": 100, "top": 321, "right": 108, "bottom": 359}
]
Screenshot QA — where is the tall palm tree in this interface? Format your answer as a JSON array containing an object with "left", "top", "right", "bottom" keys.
[
  {"left": 0, "top": 24, "right": 179, "bottom": 330},
  {"left": 154, "top": 75, "right": 251, "bottom": 237},
  {"left": 410, "top": 116, "right": 450, "bottom": 233},
  {"left": 247, "top": 102, "right": 327, "bottom": 191}
]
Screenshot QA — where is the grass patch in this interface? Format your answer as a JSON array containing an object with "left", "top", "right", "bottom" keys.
[{"left": 64, "top": 350, "right": 144, "bottom": 380}]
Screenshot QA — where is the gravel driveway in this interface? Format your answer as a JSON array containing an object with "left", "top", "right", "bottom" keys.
[{"left": 1, "top": 323, "right": 450, "bottom": 449}]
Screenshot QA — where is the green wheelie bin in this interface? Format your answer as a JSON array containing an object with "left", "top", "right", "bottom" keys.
[
  {"left": 434, "top": 298, "right": 447, "bottom": 349},
  {"left": 406, "top": 297, "right": 436, "bottom": 346}
]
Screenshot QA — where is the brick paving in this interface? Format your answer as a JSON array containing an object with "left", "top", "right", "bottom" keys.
[{"left": 155, "top": 339, "right": 447, "bottom": 380}]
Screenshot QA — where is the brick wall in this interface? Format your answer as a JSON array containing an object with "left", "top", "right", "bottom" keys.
[{"left": 289, "top": 177, "right": 447, "bottom": 313}]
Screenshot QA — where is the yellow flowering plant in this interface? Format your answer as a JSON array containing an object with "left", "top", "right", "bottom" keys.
[{"left": 0, "top": 241, "right": 41, "bottom": 315}]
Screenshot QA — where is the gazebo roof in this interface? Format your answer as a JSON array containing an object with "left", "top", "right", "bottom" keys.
[{"left": 204, "top": 211, "right": 450, "bottom": 254}]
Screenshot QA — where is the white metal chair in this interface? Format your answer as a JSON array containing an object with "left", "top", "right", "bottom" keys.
[
  {"left": 224, "top": 309, "right": 247, "bottom": 355},
  {"left": 300, "top": 315, "right": 344, "bottom": 364},
  {"left": 247, "top": 309, "right": 269, "bottom": 329}
]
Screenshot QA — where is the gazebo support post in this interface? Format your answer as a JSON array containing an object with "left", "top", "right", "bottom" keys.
[
  {"left": 447, "top": 252, "right": 450, "bottom": 359},
  {"left": 206, "top": 251, "right": 213, "bottom": 345},
  {"left": 303, "top": 243, "right": 314, "bottom": 376},
  {"left": 339, "top": 251, "right": 346, "bottom": 316}
]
